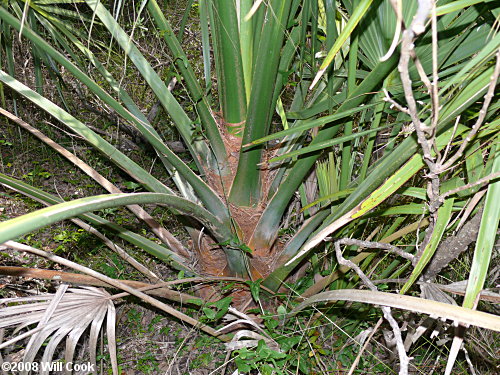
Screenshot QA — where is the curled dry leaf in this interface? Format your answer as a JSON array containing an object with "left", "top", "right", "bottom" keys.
[{"left": 220, "top": 307, "right": 280, "bottom": 352}]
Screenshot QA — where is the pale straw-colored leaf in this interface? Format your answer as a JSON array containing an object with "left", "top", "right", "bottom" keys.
[
  {"left": 289, "top": 289, "right": 500, "bottom": 332},
  {"left": 0, "top": 285, "right": 117, "bottom": 374}
]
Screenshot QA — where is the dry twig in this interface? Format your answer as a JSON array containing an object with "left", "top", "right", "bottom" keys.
[
  {"left": 395, "top": 0, "right": 500, "bottom": 258},
  {"left": 334, "top": 238, "right": 412, "bottom": 375}
]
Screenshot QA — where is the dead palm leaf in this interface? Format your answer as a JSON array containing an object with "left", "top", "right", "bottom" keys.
[{"left": 0, "top": 284, "right": 117, "bottom": 375}]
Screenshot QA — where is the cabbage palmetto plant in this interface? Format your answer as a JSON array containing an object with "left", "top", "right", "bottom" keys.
[{"left": 0, "top": 0, "right": 499, "bottom": 373}]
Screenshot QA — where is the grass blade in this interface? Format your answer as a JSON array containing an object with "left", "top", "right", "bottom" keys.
[
  {"left": 264, "top": 124, "right": 392, "bottom": 164},
  {"left": 246, "top": 103, "right": 379, "bottom": 146},
  {"left": 400, "top": 198, "right": 455, "bottom": 294},
  {"left": 463, "top": 138, "right": 500, "bottom": 307},
  {"left": 310, "top": 0, "right": 373, "bottom": 89}
]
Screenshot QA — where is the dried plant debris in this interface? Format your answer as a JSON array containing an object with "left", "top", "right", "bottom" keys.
[{"left": 0, "top": 284, "right": 118, "bottom": 375}]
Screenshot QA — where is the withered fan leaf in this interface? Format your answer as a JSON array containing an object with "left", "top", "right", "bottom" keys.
[{"left": 0, "top": 284, "right": 118, "bottom": 374}]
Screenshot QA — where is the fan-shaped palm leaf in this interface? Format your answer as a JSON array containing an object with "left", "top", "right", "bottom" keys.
[{"left": 0, "top": 285, "right": 117, "bottom": 375}]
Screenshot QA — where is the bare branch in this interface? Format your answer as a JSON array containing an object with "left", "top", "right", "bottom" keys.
[
  {"left": 384, "top": 88, "right": 411, "bottom": 115},
  {"left": 441, "top": 172, "right": 500, "bottom": 199},
  {"left": 439, "top": 48, "right": 500, "bottom": 172},
  {"left": 412, "top": 51, "right": 433, "bottom": 94},
  {"left": 398, "top": 1, "right": 435, "bottom": 166},
  {"left": 334, "top": 238, "right": 415, "bottom": 262},
  {"left": 430, "top": 1, "right": 440, "bottom": 133},
  {"left": 412, "top": 0, "right": 433, "bottom": 35}
]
